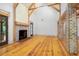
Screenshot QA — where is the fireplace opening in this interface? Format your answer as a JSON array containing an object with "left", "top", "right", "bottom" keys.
[{"left": 19, "top": 30, "right": 27, "bottom": 40}]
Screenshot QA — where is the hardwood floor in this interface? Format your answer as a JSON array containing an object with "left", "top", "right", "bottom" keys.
[{"left": 0, "top": 36, "right": 69, "bottom": 56}]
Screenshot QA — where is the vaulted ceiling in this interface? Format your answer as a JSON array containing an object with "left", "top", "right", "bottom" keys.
[
  {"left": 14, "top": 3, "right": 60, "bottom": 16},
  {"left": 22, "top": 3, "right": 60, "bottom": 16},
  {"left": 23, "top": 3, "right": 60, "bottom": 12}
]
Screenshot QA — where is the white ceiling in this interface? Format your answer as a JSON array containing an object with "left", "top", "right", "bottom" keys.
[{"left": 22, "top": 3, "right": 56, "bottom": 8}]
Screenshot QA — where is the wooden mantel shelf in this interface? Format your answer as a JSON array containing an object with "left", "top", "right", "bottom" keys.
[{"left": 15, "top": 21, "right": 29, "bottom": 27}]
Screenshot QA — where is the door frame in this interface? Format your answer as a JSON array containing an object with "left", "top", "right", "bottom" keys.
[
  {"left": 0, "top": 15, "right": 8, "bottom": 46},
  {"left": 0, "top": 9, "right": 9, "bottom": 46}
]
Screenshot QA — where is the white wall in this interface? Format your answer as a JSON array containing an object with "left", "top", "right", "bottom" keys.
[
  {"left": 30, "top": 6, "right": 59, "bottom": 36},
  {"left": 16, "top": 4, "right": 28, "bottom": 24},
  {"left": 0, "top": 3, "right": 14, "bottom": 44}
]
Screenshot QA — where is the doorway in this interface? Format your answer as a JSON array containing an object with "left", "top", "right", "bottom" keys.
[{"left": 0, "top": 15, "right": 8, "bottom": 46}]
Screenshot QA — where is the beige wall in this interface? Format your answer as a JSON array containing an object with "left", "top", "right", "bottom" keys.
[{"left": 16, "top": 4, "right": 28, "bottom": 25}]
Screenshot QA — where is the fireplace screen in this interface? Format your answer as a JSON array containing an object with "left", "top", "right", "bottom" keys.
[{"left": 19, "top": 30, "right": 27, "bottom": 40}]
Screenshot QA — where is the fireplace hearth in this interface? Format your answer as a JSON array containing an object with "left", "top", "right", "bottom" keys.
[{"left": 19, "top": 30, "right": 27, "bottom": 40}]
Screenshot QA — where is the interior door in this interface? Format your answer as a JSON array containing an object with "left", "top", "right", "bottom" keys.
[{"left": 0, "top": 15, "right": 8, "bottom": 46}]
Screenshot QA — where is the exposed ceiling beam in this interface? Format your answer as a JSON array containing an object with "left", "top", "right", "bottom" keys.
[
  {"left": 50, "top": 5, "right": 60, "bottom": 12},
  {"left": 29, "top": 3, "right": 58, "bottom": 10},
  {"left": 59, "top": 11, "right": 66, "bottom": 24},
  {"left": 13, "top": 3, "right": 18, "bottom": 8},
  {"left": 28, "top": 3, "right": 36, "bottom": 16},
  {"left": 28, "top": 3, "right": 35, "bottom": 10},
  {"left": 28, "top": 10, "right": 34, "bottom": 16},
  {"left": 28, "top": 3, "right": 60, "bottom": 17}
]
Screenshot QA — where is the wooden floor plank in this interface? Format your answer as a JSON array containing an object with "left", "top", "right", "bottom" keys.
[
  {"left": 0, "top": 36, "right": 69, "bottom": 56},
  {"left": 52, "top": 37, "right": 65, "bottom": 56}
]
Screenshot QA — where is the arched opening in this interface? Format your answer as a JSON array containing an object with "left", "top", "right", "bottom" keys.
[{"left": 29, "top": 6, "right": 59, "bottom": 36}]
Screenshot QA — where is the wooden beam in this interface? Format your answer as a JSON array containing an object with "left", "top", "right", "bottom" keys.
[
  {"left": 13, "top": 3, "right": 18, "bottom": 8},
  {"left": 51, "top": 6, "right": 60, "bottom": 12},
  {"left": 13, "top": 3, "right": 19, "bottom": 43},
  {"left": 50, "top": 4, "right": 60, "bottom": 12},
  {"left": 28, "top": 9, "right": 36, "bottom": 16},
  {"left": 59, "top": 11, "right": 66, "bottom": 23},
  {"left": 28, "top": 3, "right": 35, "bottom": 10},
  {"left": 28, "top": 3, "right": 36, "bottom": 16},
  {"left": 29, "top": 3, "right": 59, "bottom": 10},
  {"left": 28, "top": 3, "right": 60, "bottom": 17}
]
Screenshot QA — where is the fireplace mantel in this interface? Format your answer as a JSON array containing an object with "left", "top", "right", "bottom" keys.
[{"left": 15, "top": 21, "right": 29, "bottom": 27}]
